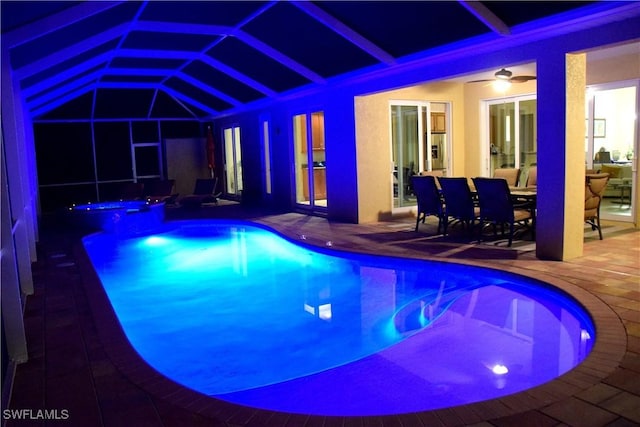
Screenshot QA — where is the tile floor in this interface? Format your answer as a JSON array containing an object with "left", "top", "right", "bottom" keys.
[{"left": 5, "top": 203, "right": 640, "bottom": 427}]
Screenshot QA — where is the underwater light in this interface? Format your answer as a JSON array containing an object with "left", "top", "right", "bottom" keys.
[
  {"left": 142, "top": 236, "right": 171, "bottom": 247},
  {"left": 491, "top": 364, "right": 509, "bottom": 375}
]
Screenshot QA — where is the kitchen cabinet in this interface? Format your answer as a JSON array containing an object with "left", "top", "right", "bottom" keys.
[
  {"left": 301, "top": 167, "right": 327, "bottom": 200},
  {"left": 431, "top": 112, "right": 446, "bottom": 133}
]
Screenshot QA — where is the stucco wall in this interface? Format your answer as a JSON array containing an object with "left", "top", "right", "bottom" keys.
[
  {"left": 462, "top": 80, "right": 537, "bottom": 179},
  {"left": 354, "top": 82, "right": 465, "bottom": 223},
  {"left": 587, "top": 52, "right": 640, "bottom": 84}
]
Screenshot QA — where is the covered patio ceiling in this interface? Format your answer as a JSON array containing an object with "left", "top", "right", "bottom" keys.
[{"left": 1, "top": 1, "right": 634, "bottom": 121}]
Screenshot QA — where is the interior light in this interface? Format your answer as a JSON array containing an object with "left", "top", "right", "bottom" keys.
[{"left": 493, "top": 79, "right": 512, "bottom": 92}]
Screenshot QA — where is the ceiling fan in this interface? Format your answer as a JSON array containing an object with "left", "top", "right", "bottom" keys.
[{"left": 468, "top": 68, "right": 537, "bottom": 84}]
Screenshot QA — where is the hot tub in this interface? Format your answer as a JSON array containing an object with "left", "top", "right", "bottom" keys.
[{"left": 68, "top": 200, "right": 165, "bottom": 235}]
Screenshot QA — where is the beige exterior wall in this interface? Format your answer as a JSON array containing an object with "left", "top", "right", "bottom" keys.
[
  {"left": 565, "top": 54, "right": 588, "bottom": 259},
  {"left": 355, "top": 79, "right": 535, "bottom": 224},
  {"left": 355, "top": 82, "right": 464, "bottom": 223},
  {"left": 462, "top": 79, "right": 537, "bottom": 179}
]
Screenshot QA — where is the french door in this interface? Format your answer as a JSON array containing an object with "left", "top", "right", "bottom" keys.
[
  {"left": 585, "top": 82, "right": 638, "bottom": 221},
  {"left": 390, "top": 101, "right": 450, "bottom": 210},
  {"left": 293, "top": 111, "right": 327, "bottom": 211},
  {"left": 485, "top": 96, "right": 537, "bottom": 184},
  {"left": 223, "top": 125, "right": 243, "bottom": 198}
]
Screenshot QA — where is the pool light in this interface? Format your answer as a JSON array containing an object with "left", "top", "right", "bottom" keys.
[{"left": 491, "top": 364, "right": 509, "bottom": 375}]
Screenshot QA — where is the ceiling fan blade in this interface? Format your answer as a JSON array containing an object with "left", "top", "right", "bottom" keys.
[
  {"left": 510, "top": 75, "right": 536, "bottom": 83},
  {"left": 467, "top": 79, "right": 493, "bottom": 83}
]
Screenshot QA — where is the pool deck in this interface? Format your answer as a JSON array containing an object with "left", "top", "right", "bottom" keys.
[{"left": 6, "top": 203, "right": 640, "bottom": 427}]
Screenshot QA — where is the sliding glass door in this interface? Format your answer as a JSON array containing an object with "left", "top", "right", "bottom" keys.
[
  {"left": 293, "top": 111, "right": 327, "bottom": 211},
  {"left": 223, "top": 125, "right": 243, "bottom": 198},
  {"left": 390, "top": 102, "right": 450, "bottom": 210},
  {"left": 486, "top": 96, "right": 537, "bottom": 184},
  {"left": 391, "top": 105, "right": 420, "bottom": 209},
  {"left": 586, "top": 82, "right": 637, "bottom": 221}
]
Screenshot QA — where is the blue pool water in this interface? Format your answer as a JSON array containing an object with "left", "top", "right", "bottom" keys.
[{"left": 83, "top": 220, "right": 595, "bottom": 416}]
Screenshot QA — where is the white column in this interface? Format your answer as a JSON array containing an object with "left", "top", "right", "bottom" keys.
[{"left": 0, "top": 138, "right": 29, "bottom": 363}]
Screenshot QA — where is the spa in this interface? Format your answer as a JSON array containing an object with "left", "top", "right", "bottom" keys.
[{"left": 2, "top": 2, "right": 639, "bottom": 426}]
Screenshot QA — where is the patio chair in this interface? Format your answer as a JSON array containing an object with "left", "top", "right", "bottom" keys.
[
  {"left": 525, "top": 166, "right": 537, "bottom": 188},
  {"left": 419, "top": 170, "right": 444, "bottom": 189},
  {"left": 179, "top": 178, "right": 219, "bottom": 208},
  {"left": 410, "top": 175, "right": 445, "bottom": 234},
  {"left": 472, "top": 177, "right": 533, "bottom": 247},
  {"left": 493, "top": 168, "right": 521, "bottom": 187},
  {"left": 585, "top": 173, "right": 610, "bottom": 240},
  {"left": 438, "top": 177, "right": 480, "bottom": 236}
]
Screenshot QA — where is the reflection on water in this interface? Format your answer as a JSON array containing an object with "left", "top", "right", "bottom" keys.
[{"left": 83, "top": 220, "right": 594, "bottom": 416}]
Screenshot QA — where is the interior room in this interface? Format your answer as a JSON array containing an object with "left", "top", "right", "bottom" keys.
[{"left": 2, "top": 2, "right": 639, "bottom": 426}]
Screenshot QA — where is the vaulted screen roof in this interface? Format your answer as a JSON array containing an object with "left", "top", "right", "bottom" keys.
[{"left": 1, "top": 0, "right": 620, "bottom": 121}]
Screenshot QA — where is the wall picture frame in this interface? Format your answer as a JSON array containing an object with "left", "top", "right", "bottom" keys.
[{"left": 594, "top": 118, "right": 606, "bottom": 138}]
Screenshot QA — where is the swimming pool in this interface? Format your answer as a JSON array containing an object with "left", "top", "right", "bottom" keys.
[{"left": 83, "top": 219, "right": 595, "bottom": 416}]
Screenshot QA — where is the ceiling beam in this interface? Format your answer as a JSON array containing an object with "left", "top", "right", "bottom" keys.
[
  {"left": 291, "top": 1, "right": 396, "bottom": 65},
  {"left": 197, "top": 55, "right": 278, "bottom": 98},
  {"left": 175, "top": 71, "right": 242, "bottom": 107},
  {"left": 161, "top": 86, "right": 218, "bottom": 116},
  {"left": 3, "top": 1, "right": 125, "bottom": 48},
  {"left": 21, "top": 52, "right": 111, "bottom": 98},
  {"left": 235, "top": 30, "right": 325, "bottom": 84},
  {"left": 27, "top": 70, "right": 104, "bottom": 112},
  {"left": 30, "top": 84, "right": 96, "bottom": 119},
  {"left": 13, "top": 23, "right": 128, "bottom": 80},
  {"left": 132, "top": 20, "right": 324, "bottom": 84},
  {"left": 458, "top": 1, "right": 511, "bottom": 36},
  {"left": 114, "top": 49, "right": 278, "bottom": 97}
]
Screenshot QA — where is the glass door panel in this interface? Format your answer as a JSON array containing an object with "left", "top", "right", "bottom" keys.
[
  {"left": 489, "top": 102, "right": 516, "bottom": 175},
  {"left": 293, "top": 112, "right": 327, "bottom": 210},
  {"left": 391, "top": 102, "right": 449, "bottom": 211},
  {"left": 586, "top": 84, "right": 637, "bottom": 221},
  {"left": 519, "top": 99, "right": 537, "bottom": 184},
  {"left": 427, "top": 103, "right": 449, "bottom": 174},
  {"left": 391, "top": 105, "right": 419, "bottom": 208},
  {"left": 223, "top": 126, "right": 243, "bottom": 196},
  {"left": 487, "top": 96, "right": 536, "bottom": 184}
]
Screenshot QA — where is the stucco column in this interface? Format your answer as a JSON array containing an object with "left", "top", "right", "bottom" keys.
[{"left": 536, "top": 53, "right": 586, "bottom": 260}]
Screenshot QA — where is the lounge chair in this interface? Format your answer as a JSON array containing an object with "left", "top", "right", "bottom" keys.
[
  {"left": 180, "top": 178, "right": 219, "bottom": 208},
  {"left": 145, "top": 179, "right": 178, "bottom": 204}
]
